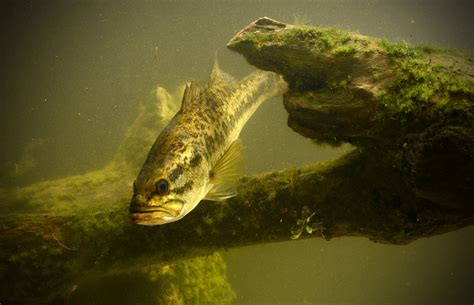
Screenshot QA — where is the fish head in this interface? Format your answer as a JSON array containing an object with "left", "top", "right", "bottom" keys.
[
  {"left": 129, "top": 185, "right": 185, "bottom": 226},
  {"left": 129, "top": 146, "right": 209, "bottom": 226}
]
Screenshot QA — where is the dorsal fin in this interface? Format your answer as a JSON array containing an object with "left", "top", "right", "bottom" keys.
[
  {"left": 181, "top": 82, "right": 205, "bottom": 112},
  {"left": 210, "top": 53, "right": 220, "bottom": 84},
  {"left": 210, "top": 54, "right": 236, "bottom": 88}
]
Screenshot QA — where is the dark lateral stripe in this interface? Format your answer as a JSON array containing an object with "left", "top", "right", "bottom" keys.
[
  {"left": 173, "top": 181, "right": 194, "bottom": 195},
  {"left": 169, "top": 166, "right": 184, "bottom": 182},
  {"left": 190, "top": 148, "right": 203, "bottom": 167}
]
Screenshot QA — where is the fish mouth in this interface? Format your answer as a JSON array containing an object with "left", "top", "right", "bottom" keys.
[{"left": 129, "top": 199, "right": 184, "bottom": 226}]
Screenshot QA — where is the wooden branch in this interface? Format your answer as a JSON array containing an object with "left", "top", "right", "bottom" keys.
[
  {"left": 227, "top": 17, "right": 474, "bottom": 210},
  {"left": 1, "top": 148, "right": 471, "bottom": 303}
]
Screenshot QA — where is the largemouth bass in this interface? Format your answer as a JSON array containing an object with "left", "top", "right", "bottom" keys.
[{"left": 129, "top": 59, "right": 283, "bottom": 225}]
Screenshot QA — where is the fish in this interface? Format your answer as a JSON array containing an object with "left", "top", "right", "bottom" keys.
[{"left": 129, "top": 58, "right": 284, "bottom": 225}]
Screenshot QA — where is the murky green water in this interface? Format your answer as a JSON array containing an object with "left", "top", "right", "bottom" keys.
[{"left": 1, "top": 0, "right": 473, "bottom": 304}]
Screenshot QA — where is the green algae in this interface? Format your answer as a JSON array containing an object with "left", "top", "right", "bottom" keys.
[
  {"left": 228, "top": 17, "right": 473, "bottom": 210},
  {"left": 379, "top": 39, "right": 419, "bottom": 58},
  {"left": 362, "top": 47, "right": 375, "bottom": 56},
  {"left": 416, "top": 44, "right": 442, "bottom": 54},
  {"left": 333, "top": 45, "right": 358, "bottom": 57},
  {"left": 375, "top": 39, "right": 474, "bottom": 125},
  {"left": 67, "top": 252, "right": 235, "bottom": 305},
  {"left": 284, "top": 25, "right": 349, "bottom": 49},
  {"left": 152, "top": 252, "right": 235, "bottom": 305},
  {"left": 368, "top": 40, "right": 473, "bottom": 204},
  {"left": 1, "top": 201, "right": 236, "bottom": 304},
  {"left": 328, "top": 75, "right": 352, "bottom": 90},
  {"left": 230, "top": 24, "right": 353, "bottom": 54},
  {"left": 377, "top": 59, "right": 472, "bottom": 117},
  {"left": 228, "top": 24, "right": 376, "bottom": 93}
]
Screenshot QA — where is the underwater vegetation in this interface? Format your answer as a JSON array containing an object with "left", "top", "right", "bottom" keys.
[
  {"left": 290, "top": 205, "right": 325, "bottom": 240},
  {"left": 69, "top": 252, "right": 234, "bottom": 305},
  {"left": 0, "top": 138, "right": 46, "bottom": 187},
  {"left": 0, "top": 17, "right": 473, "bottom": 304}
]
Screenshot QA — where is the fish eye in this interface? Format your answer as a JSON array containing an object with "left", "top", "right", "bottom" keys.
[{"left": 156, "top": 179, "right": 169, "bottom": 195}]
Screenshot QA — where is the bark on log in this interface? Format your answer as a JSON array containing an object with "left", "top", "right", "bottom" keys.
[{"left": 1, "top": 17, "right": 473, "bottom": 304}]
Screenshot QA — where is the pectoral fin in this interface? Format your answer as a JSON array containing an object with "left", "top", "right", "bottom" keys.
[{"left": 204, "top": 140, "right": 243, "bottom": 201}]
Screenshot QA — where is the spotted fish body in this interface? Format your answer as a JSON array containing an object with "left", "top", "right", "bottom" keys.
[{"left": 129, "top": 60, "right": 283, "bottom": 225}]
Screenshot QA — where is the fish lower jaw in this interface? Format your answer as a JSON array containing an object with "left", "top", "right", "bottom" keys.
[
  {"left": 129, "top": 206, "right": 183, "bottom": 225},
  {"left": 130, "top": 212, "right": 180, "bottom": 225}
]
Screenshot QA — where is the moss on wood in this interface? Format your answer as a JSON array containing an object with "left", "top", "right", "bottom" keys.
[{"left": 227, "top": 17, "right": 474, "bottom": 209}]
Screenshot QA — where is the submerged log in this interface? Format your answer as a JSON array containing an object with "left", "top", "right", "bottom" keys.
[
  {"left": 2, "top": 147, "right": 472, "bottom": 304},
  {"left": 1, "top": 18, "right": 473, "bottom": 304},
  {"left": 227, "top": 17, "right": 474, "bottom": 210}
]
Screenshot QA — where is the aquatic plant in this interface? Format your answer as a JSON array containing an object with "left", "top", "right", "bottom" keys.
[{"left": 290, "top": 206, "right": 325, "bottom": 240}]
